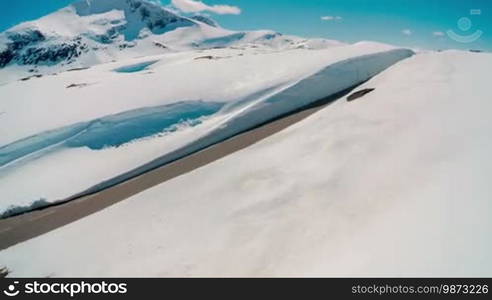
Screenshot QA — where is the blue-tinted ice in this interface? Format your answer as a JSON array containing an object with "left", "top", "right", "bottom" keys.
[
  {"left": 114, "top": 60, "right": 158, "bottom": 73},
  {"left": 0, "top": 101, "right": 224, "bottom": 167}
]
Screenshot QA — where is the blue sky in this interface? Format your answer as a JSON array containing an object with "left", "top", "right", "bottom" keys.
[{"left": 0, "top": 0, "right": 490, "bottom": 50}]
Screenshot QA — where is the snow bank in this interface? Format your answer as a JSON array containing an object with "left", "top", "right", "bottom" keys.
[
  {"left": 1, "top": 51, "right": 490, "bottom": 277},
  {"left": 0, "top": 44, "right": 412, "bottom": 216},
  {"left": 79, "top": 48, "right": 413, "bottom": 199}
]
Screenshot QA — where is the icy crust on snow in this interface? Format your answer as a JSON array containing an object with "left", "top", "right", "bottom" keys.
[{"left": 0, "top": 45, "right": 412, "bottom": 216}]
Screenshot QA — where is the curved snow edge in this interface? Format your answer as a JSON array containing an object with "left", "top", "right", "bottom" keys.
[{"left": 68, "top": 48, "right": 414, "bottom": 201}]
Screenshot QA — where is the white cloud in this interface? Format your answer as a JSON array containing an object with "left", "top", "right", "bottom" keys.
[
  {"left": 321, "top": 16, "right": 342, "bottom": 21},
  {"left": 402, "top": 29, "right": 412, "bottom": 36},
  {"left": 433, "top": 31, "right": 445, "bottom": 37},
  {"left": 171, "top": 0, "right": 241, "bottom": 15}
]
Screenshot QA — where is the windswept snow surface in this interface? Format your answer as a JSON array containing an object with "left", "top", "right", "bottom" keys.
[
  {"left": 1, "top": 51, "right": 491, "bottom": 276},
  {"left": 0, "top": 42, "right": 412, "bottom": 216}
]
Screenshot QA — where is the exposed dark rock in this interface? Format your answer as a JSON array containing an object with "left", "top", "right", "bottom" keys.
[
  {"left": 21, "top": 42, "right": 82, "bottom": 65},
  {"left": 193, "top": 55, "right": 230, "bottom": 61},
  {"left": 140, "top": 6, "right": 150, "bottom": 20},
  {"left": 19, "top": 74, "right": 43, "bottom": 81},
  {"left": 67, "top": 67, "right": 89, "bottom": 72},
  {"left": 0, "top": 267, "right": 9, "bottom": 278},
  {"left": 262, "top": 33, "right": 282, "bottom": 40},
  {"left": 347, "top": 88, "right": 375, "bottom": 102},
  {"left": 153, "top": 41, "right": 167, "bottom": 49},
  {"left": 6, "top": 29, "right": 46, "bottom": 50},
  {"left": 66, "top": 83, "right": 89, "bottom": 88},
  {"left": 1, "top": 32, "right": 89, "bottom": 68},
  {"left": 194, "top": 55, "right": 214, "bottom": 60},
  {"left": 94, "top": 33, "right": 114, "bottom": 44},
  {"left": 0, "top": 48, "right": 15, "bottom": 68},
  {"left": 118, "top": 42, "right": 136, "bottom": 50},
  {"left": 0, "top": 198, "right": 50, "bottom": 219},
  {"left": 191, "top": 15, "right": 219, "bottom": 27},
  {"left": 1, "top": 30, "right": 47, "bottom": 67},
  {"left": 129, "top": 0, "right": 142, "bottom": 11}
]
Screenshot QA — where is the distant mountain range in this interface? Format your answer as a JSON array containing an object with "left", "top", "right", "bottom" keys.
[{"left": 0, "top": 0, "right": 343, "bottom": 72}]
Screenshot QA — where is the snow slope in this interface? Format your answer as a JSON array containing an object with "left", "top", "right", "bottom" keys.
[
  {"left": 0, "top": 42, "right": 412, "bottom": 217},
  {"left": 1, "top": 50, "right": 491, "bottom": 277}
]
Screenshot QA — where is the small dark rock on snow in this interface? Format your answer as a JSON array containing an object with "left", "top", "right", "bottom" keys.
[
  {"left": 194, "top": 55, "right": 214, "bottom": 60},
  {"left": 66, "top": 83, "right": 89, "bottom": 89},
  {"left": 0, "top": 267, "right": 10, "bottom": 278},
  {"left": 19, "top": 74, "right": 43, "bottom": 81},
  {"left": 347, "top": 88, "right": 375, "bottom": 102}
]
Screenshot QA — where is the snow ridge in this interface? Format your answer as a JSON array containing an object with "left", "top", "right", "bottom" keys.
[{"left": 69, "top": 48, "right": 414, "bottom": 201}]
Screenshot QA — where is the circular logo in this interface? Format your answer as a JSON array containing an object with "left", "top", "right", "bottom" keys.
[{"left": 457, "top": 17, "right": 472, "bottom": 31}]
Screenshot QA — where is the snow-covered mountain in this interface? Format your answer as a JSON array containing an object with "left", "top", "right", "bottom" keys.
[
  {"left": 1, "top": 0, "right": 188, "bottom": 67},
  {"left": 0, "top": 0, "right": 342, "bottom": 77}
]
